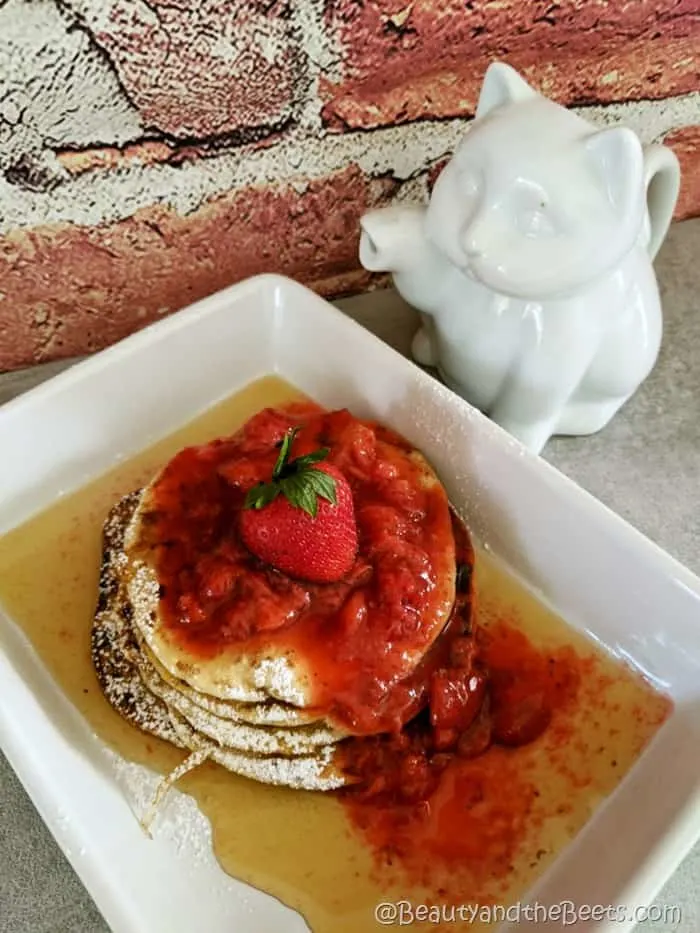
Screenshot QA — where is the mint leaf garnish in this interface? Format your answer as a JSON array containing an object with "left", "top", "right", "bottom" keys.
[
  {"left": 292, "top": 448, "right": 330, "bottom": 470},
  {"left": 244, "top": 482, "right": 281, "bottom": 510},
  {"left": 272, "top": 427, "right": 299, "bottom": 479},
  {"left": 303, "top": 469, "right": 337, "bottom": 506},
  {"left": 243, "top": 428, "right": 337, "bottom": 517},
  {"left": 282, "top": 474, "right": 318, "bottom": 517}
]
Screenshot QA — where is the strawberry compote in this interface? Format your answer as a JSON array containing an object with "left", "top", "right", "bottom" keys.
[{"left": 133, "top": 404, "right": 460, "bottom": 734}]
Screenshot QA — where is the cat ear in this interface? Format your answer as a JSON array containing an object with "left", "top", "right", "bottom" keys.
[
  {"left": 476, "top": 62, "right": 538, "bottom": 119},
  {"left": 584, "top": 127, "right": 644, "bottom": 223}
]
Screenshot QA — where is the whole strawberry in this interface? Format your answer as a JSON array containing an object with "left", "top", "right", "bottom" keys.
[{"left": 239, "top": 427, "right": 358, "bottom": 583}]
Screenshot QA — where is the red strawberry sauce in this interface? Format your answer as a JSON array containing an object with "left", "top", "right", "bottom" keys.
[
  {"left": 139, "top": 405, "right": 566, "bottom": 748},
  {"left": 138, "top": 403, "right": 461, "bottom": 734},
  {"left": 335, "top": 620, "right": 586, "bottom": 902},
  {"left": 135, "top": 403, "right": 659, "bottom": 903}
]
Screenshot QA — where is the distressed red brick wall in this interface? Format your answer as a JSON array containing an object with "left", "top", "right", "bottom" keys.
[
  {"left": 321, "top": 0, "right": 700, "bottom": 127},
  {"left": 0, "top": 0, "right": 699, "bottom": 372}
]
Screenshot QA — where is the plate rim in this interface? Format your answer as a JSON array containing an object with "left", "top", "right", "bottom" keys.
[{"left": 0, "top": 272, "right": 698, "bottom": 933}]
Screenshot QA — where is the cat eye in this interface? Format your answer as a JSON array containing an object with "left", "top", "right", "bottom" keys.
[{"left": 516, "top": 207, "right": 556, "bottom": 238}]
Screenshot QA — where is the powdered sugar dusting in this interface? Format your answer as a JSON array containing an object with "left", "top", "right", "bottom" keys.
[
  {"left": 140, "top": 654, "right": 344, "bottom": 755},
  {"left": 252, "top": 655, "right": 307, "bottom": 707}
]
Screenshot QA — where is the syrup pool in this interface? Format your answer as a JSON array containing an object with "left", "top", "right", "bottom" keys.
[{"left": 0, "top": 374, "right": 671, "bottom": 932}]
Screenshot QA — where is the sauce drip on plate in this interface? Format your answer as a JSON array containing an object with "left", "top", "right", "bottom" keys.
[{"left": 337, "top": 620, "right": 588, "bottom": 904}]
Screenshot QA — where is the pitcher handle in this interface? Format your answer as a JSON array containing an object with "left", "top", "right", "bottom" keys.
[{"left": 643, "top": 143, "right": 681, "bottom": 260}]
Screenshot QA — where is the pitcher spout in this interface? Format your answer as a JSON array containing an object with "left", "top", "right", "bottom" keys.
[{"left": 359, "top": 204, "right": 428, "bottom": 274}]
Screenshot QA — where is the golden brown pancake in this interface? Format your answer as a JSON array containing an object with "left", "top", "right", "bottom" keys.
[{"left": 134, "top": 633, "right": 323, "bottom": 728}]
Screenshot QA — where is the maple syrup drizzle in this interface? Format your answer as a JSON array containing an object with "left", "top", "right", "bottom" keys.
[{"left": 0, "top": 375, "right": 672, "bottom": 933}]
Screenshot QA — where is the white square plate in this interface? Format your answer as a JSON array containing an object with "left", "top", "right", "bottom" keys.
[{"left": 1, "top": 274, "right": 699, "bottom": 933}]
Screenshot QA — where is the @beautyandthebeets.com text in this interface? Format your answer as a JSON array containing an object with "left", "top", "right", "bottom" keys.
[{"left": 374, "top": 900, "right": 683, "bottom": 926}]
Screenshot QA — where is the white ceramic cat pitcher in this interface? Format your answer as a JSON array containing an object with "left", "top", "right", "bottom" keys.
[{"left": 359, "top": 62, "right": 681, "bottom": 454}]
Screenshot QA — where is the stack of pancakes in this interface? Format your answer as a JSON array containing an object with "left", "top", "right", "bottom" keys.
[
  {"left": 93, "top": 491, "right": 351, "bottom": 793},
  {"left": 92, "top": 406, "right": 469, "bottom": 809}
]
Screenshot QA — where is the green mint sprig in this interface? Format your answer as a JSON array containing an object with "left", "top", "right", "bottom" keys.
[{"left": 243, "top": 427, "right": 338, "bottom": 518}]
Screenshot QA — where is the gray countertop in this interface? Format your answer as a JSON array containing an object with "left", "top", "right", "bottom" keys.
[{"left": 1, "top": 220, "right": 699, "bottom": 932}]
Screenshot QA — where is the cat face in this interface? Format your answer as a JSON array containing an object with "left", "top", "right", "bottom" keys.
[{"left": 425, "top": 65, "right": 646, "bottom": 300}]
